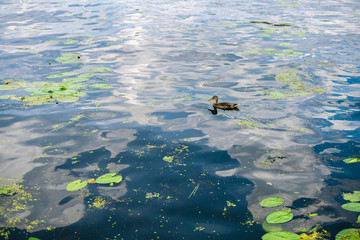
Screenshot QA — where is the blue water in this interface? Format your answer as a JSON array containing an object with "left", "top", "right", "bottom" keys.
[{"left": 0, "top": 0, "right": 359, "bottom": 239}]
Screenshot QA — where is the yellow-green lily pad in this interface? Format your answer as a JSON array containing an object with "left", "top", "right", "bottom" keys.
[
  {"left": 342, "top": 203, "right": 360, "bottom": 212},
  {"left": 260, "top": 197, "right": 284, "bottom": 208},
  {"left": 266, "top": 211, "right": 293, "bottom": 224},
  {"left": 46, "top": 71, "right": 79, "bottom": 79},
  {"left": 66, "top": 179, "right": 88, "bottom": 191},
  {"left": 335, "top": 228, "right": 360, "bottom": 240},
  {"left": 262, "top": 231, "right": 300, "bottom": 240},
  {"left": 90, "top": 83, "right": 112, "bottom": 89},
  {"left": 95, "top": 173, "right": 123, "bottom": 184},
  {"left": 91, "top": 67, "right": 111, "bottom": 72}
]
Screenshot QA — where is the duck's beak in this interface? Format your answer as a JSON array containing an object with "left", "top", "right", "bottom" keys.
[{"left": 209, "top": 97, "right": 214, "bottom": 101}]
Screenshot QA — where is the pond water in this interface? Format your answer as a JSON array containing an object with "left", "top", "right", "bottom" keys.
[{"left": 0, "top": 0, "right": 359, "bottom": 239}]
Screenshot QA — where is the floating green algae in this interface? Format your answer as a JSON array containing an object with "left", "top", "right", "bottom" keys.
[
  {"left": 264, "top": 70, "right": 324, "bottom": 99},
  {"left": 0, "top": 178, "right": 43, "bottom": 239},
  {"left": 234, "top": 120, "right": 261, "bottom": 129}
]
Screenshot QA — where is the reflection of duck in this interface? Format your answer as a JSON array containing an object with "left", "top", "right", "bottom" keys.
[
  {"left": 208, "top": 96, "right": 239, "bottom": 115},
  {"left": 209, "top": 96, "right": 238, "bottom": 110}
]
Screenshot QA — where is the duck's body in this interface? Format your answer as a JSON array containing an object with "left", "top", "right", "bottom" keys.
[{"left": 209, "top": 96, "right": 238, "bottom": 110}]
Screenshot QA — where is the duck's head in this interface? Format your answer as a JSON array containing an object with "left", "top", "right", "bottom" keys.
[{"left": 209, "top": 96, "right": 218, "bottom": 103}]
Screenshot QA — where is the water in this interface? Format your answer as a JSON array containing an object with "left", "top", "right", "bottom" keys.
[{"left": 0, "top": 0, "right": 359, "bottom": 239}]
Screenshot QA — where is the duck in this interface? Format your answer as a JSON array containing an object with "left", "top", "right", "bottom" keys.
[{"left": 209, "top": 96, "right": 238, "bottom": 110}]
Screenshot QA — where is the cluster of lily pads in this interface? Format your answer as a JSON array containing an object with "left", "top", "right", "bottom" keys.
[
  {"left": 259, "top": 194, "right": 360, "bottom": 240},
  {"left": 0, "top": 53, "right": 112, "bottom": 105},
  {"left": 66, "top": 173, "right": 123, "bottom": 192}
]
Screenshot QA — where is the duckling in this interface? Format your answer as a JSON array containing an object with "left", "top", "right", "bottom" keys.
[{"left": 209, "top": 96, "right": 238, "bottom": 110}]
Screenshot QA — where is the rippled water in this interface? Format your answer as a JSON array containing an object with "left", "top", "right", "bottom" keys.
[{"left": 0, "top": 0, "right": 359, "bottom": 239}]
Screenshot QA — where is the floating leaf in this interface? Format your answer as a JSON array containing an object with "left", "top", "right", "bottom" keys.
[
  {"left": 262, "top": 231, "right": 300, "bottom": 240},
  {"left": 55, "top": 95, "right": 79, "bottom": 103},
  {"left": 262, "top": 220, "right": 282, "bottom": 233},
  {"left": 266, "top": 211, "right": 293, "bottom": 224},
  {"left": 90, "top": 83, "right": 112, "bottom": 89},
  {"left": 91, "top": 67, "right": 111, "bottom": 72},
  {"left": 279, "top": 42, "right": 292, "bottom": 46},
  {"left": 95, "top": 173, "right": 123, "bottom": 184},
  {"left": 342, "top": 203, "right": 360, "bottom": 212},
  {"left": 260, "top": 197, "right": 284, "bottom": 207},
  {"left": 343, "top": 158, "right": 360, "bottom": 164},
  {"left": 66, "top": 179, "right": 88, "bottom": 192},
  {"left": 29, "top": 237, "right": 40, "bottom": 240},
  {"left": 55, "top": 53, "right": 81, "bottom": 64},
  {"left": 0, "top": 84, "right": 21, "bottom": 90},
  {"left": 335, "top": 228, "right": 360, "bottom": 240},
  {"left": 46, "top": 71, "right": 79, "bottom": 79},
  {"left": 343, "top": 191, "right": 360, "bottom": 202},
  {"left": 0, "top": 95, "right": 13, "bottom": 99}
]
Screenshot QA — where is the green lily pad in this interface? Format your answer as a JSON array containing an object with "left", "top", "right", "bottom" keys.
[
  {"left": 0, "top": 95, "right": 13, "bottom": 99},
  {"left": 335, "top": 228, "right": 360, "bottom": 240},
  {"left": 28, "top": 237, "right": 40, "bottom": 240},
  {"left": 343, "top": 158, "right": 360, "bottom": 163},
  {"left": 91, "top": 67, "right": 112, "bottom": 72},
  {"left": 90, "top": 83, "right": 112, "bottom": 89},
  {"left": 95, "top": 173, "right": 123, "bottom": 184},
  {"left": 342, "top": 203, "right": 360, "bottom": 212},
  {"left": 0, "top": 84, "right": 21, "bottom": 90},
  {"left": 343, "top": 191, "right": 360, "bottom": 202},
  {"left": 262, "top": 220, "right": 282, "bottom": 233},
  {"left": 66, "top": 179, "right": 88, "bottom": 192},
  {"left": 279, "top": 42, "right": 292, "bottom": 46},
  {"left": 266, "top": 211, "right": 293, "bottom": 224},
  {"left": 55, "top": 53, "right": 81, "bottom": 64},
  {"left": 260, "top": 197, "right": 284, "bottom": 207},
  {"left": 46, "top": 71, "right": 79, "bottom": 79},
  {"left": 262, "top": 231, "right": 300, "bottom": 240},
  {"left": 55, "top": 95, "right": 79, "bottom": 103}
]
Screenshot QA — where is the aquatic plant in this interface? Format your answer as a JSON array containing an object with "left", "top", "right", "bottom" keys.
[
  {"left": 260, "top": 197, "right": 284, "bottom": 208},
  {"left": 266, "top": 210, "right": 293, "bottom": 224}
]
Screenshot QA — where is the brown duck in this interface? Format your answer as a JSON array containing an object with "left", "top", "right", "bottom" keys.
[{"left": 209, "top": 96, "right": 238, "bottom": 110}]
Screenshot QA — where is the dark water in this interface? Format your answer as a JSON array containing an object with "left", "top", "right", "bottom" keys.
[{"left": 0, "top": 0, "right": 359, "bottom": 239}]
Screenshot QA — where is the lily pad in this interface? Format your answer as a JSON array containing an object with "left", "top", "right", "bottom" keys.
[
  {"left": 260, "top": 197, "right": 284, "bottom": 207},
  {"left": 66, "top": 179, "right": 88, "bottom": 192},
  {"left": 46, "top": 71, "right": 79, "bottom": 79},
  {"left": 343, "top": 158, "right": 360, "bottom": 163},
  {"left": 342, "top": 203, "right": 360, "bottom": 212},
  {"left": 55, "top": 53, "right": 81, "bottom": 64},
  {"left": 95, "top": 173, "right": 123, "bottom": 184},
  {"left": 262, "top": 220, "right": 283, "bottom": 233},
  {"left": 266, "top": 211, "right": 293, "bottom": 224},
  {"left": 91, "top": 67, "right": 112, "bottom": 72},
  {"left": 343, "top": 191, "right": 360, "bottom": 202},
  {"left": 262, "top": 231, "right": 300, "bottom": 240},
  {"left": 90, "top": 83, "right": 112, "bottom": 89},
  {"left": 0, "top": 84, "right": 21, "bottom": 90},
  {"left": 335, "top": 228, "right": 360, "bottom": 240}
]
